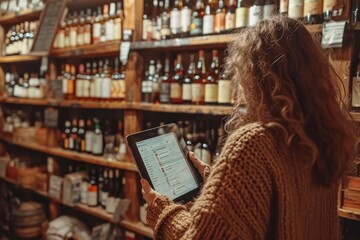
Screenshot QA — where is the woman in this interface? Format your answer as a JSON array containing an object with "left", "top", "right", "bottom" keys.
[{"left": 141, "top": 16, "right": 355, "bottom": 240}]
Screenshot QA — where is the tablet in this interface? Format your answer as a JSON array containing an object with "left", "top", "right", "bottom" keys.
[{"left": 126, "top": 123, "right": 203, "bottom": 203}]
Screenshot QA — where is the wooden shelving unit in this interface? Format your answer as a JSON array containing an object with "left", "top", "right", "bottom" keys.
[
  {"left": 0, "top": 55, "right": 41, "bottom": 63},
  {"left": 351, "top": 112, "right": 360, "bottom": 122},
  {"left": 0, "top": 177, "right": 153, "bottom": 238},
  {"left": 0, "top": 136, "right": 138, "bottom": 172},
  {"left": 0, "top": 9, "right": 42, "bottom": 25},
  {"left": 50, "top": 41, "right": 122, "bottom": 58},
  {"left": 338, "top": 207, "right": 360, "bottom": 221}
]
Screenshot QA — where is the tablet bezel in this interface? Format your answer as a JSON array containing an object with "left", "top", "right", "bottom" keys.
[{"left": 126, "top": 123, "right": 203, "bottom": 203}]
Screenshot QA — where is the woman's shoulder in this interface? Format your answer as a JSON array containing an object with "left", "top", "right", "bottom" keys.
[{"left": 226, "top": 122, "right": 272, "bottom": 147}]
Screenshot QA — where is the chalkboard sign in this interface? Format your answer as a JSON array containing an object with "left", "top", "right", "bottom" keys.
[{"left": 31, "top": 0, "right": 65, "bottom": 56}]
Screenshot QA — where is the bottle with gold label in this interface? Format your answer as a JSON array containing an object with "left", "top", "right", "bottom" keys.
[
  {"left": 205, "top": 50, "right": 219, "bottom": 105},
  {"left": 225, "top": 0, "right": 236, "bottom": 32},
  {"left": 69, "top": 12, "right": 78, "bottom": 47},
  {"left": 190, "top": 0, "right": 205, "bottom": 36},
  {"left": 288, "top": 0, "right": 304, "bottom": 19},
  {"left": 92, "top": 7, "right": 102, "bottom": 44},
  {"left": 114, "top": 1, "right": 124, "bottom": 40},
  {"left": 214, "top": 0, "right": 226, "bottom": 33},
  {"left": 304, "top": 0, "right": 324, "bottom": 23},
  {"left": 192, "top": 50, "right": 206, "bottom": 105},
  {"left": 170, "top": 54, "right": 184, "bottom": 104},
  {"left": 236, "top": 0, "right": 249, "bottom": 28},
  {"left": 203, "top": 0, "right": 215, "bottom": 35},
  {"left": 84, "top": 9, "right": 92, "bottom": 45}
]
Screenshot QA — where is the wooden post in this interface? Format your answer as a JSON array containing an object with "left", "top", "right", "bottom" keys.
[{"left": 124, "top": 0, "right": 144, "bottom": 41}]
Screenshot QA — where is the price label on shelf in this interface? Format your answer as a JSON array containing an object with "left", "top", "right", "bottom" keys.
[
  {"left": 120, "top": 41, "right": 131, "bottom": 66},
  {"left": 44, "top": 107, "right": 59, "bottom": 128},
  {"left": 321, "top": 21, "right": 346, "bottom": 48}
]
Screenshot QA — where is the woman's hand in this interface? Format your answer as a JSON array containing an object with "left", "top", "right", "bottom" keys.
[
  {"left": 189, "top": 151, "right": 207, "bottom": 178},
  {"left": 141, "top": 179, "right": 160, "bottom": 205}
]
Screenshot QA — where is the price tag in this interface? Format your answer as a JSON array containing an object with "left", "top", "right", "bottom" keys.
[
  {"left": 44, "top": 107, "right": 58, "bottom": 128},
  {"left": 321, "top": 21, "right": 346, "bottom": 48},
  {"left": 120, "top": 41, "right": 131, "bottom": 66},
  {"left": 112, "top": 199, "right": 131, "bottom": 224}
]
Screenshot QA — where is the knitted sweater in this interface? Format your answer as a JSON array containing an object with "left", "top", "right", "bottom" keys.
[{"left": 146, "top": 122, "right": 339, "bottom": 240}]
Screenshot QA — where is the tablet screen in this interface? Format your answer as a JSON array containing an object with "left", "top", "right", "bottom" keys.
[{"left": 136, "top": 132, "right": 199, "bottom": 200}]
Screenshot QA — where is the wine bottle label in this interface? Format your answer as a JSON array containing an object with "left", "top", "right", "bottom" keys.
[
  {"left": 90, "top": 81, "right": 96, "bottom": 98},
  {"left": 82, "top": 80, "right": 90, "bottom": 97},
  {"left": 170, "top": 9, "right": 181, "bottom": 32},
  {"left": 152, "top": 20, "right": 161, "bottom": 40},
  {"left": 160, "top": 82, "right": 171, "bottom": 103},
  {"left": 81, "top": 139, "right": 86, "bottom": 152},
  {"left": 191, "top": 83, "right": 205, "bottom": 102},
  {"left": 190, "top": 17, "right": 203, "bottom": 35},
  {"left": 203, "top": 15, "right": 215, "bottom": 34},
  {"left": 106, "top": 20, "right": 115, "bottom": 41},
  {"left": 170, "top": 82, "right": 182, "bottom": 99},
  {"left": 87, "top": 186, "right": 98, "bottom": 206},
  {"left": 205, "top": 84, "right": 218, "bottom": 103},
  {"left": 182, "top": 84, "right": 192, "bottom": 101},
  {"left": 62, "top": 79, "right": 68, "bottom": 94},
  {"left": 218, "top": 80, "right": 231, "bottom": 104},
  {"left": 70, "top": 29, "right": 77, "bottom": 47},
  {"left": 225, "top": 13, "right": 236, "bottom": 30},
  {"left": 114, "top": 19, "right": 122, "bottom": 40},
  {"left": 352, "top": 76, "right": 360, "bottom": 107},
  {"left": 80, "top": 182, "right": 88, "bottom": 204},
  {"left": 280, "top": 0, "right": 289, "bottom": 13},
  {"left": 235, "top": 7, "right": 249, "bottom": 27},
  {"left": 92, "top": 134, "right": 103, "bottom": 155},
  {"left": 249, "top": 5, "right": 264, "bottom": 26},
  {"left": 94, "top": 78, "right": 102, "bottom": 98},
  {"left": 181, "top": 8, "right": 192, "bottom": 32},
  {"left": 83, "top": 32, "right": 91, "bottom": 45},
  {"left": 323, "top": 0, "right": 336, "bottom": 12},
  {"left": 85, "top": 131, "right": 93, "bottom": 152},
  {"left": 64, "top": 138, "right": 69, "bottom": 149},
  {"left": 142, "top": 19, "right": 152, "bottom": 40},
  {"left": 93, "top": 23, "right": 101, "bottom": 42},
  {"left": 69, "top": 137, "right": 75, "bottom": 150},
  {"left": 304, "top": 0, "right": 323, "bottom": 15},
  {"left": 75, "top": 80, "right": 84, "bottom": 98},
  {"left": 77, "top": 32, "right": 84, "bottom": 46},
  {"left": 100, "top": 191, "right": 108, "bottom": 206},
  {"left": 68, "top": 80, "right": 75, "bottom": 95},
  {"left": 264, "top": 4, "right": 275, "bottom": 18},
  {"left": 214, "top": 12, "right": 226, "bottom": 32},
  {"left": 289, "top": 0, "right": 304, "bottom": 18},
  {"left": 58, "top": 32, "right": 65, "bottom": 48},
  {"left": 102, "top": 77, "right": 112, "bottom": 98},
  {"left": 201, "top": 149, "right": 211, "bottom": 164},
  {"left": 100, "top": 23, "right": 107, "bottom": 42}
]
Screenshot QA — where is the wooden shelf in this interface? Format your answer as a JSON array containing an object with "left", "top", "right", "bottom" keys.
[
  {"left": 50, "top": 41, "right": 121, "bottom": 58},
  {"left": 0, "top": 9, "right": 42, "bottom": 25},
  {"left": 0, "top": 136, "right": 138, "bottom": 172},
  {"left": 131, "top": 102, "right": 234, "bottom": 115},
  {"left": 0, "top": 97, "right": 53, "bottom": 105},
  {"left": 0, "top": 177, "right": 153, "bottom": 238},
  {"left": 0, "top": 55, "right": 41, "bottom": 63},
  {"left": 59, "top": 99, "right": 130, "bottom": 109},
  {"left": 131, "top": 33, "right": 234, "bottom": 50},
  {"left": 351, "top": 112, "right": 360, "bottom": 122},
  {"left": 338, "top": 207, "right": 360, "bottom": 221}
]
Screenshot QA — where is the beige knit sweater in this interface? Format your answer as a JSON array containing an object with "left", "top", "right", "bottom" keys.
[{"left": 146, "top": 122, "right": 339, "bottom": 240}]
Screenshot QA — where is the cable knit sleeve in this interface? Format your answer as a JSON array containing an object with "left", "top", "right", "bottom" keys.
[{"left": 146, "top": 123, "right": 275, "bottom": 240}]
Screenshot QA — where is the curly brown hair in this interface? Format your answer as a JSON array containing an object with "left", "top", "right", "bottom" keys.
[{"left": 225, "top": 16, "right": 355, "bottom": 186}]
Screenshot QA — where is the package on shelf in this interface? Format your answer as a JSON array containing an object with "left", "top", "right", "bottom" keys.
[
  {"left": 46, "top": 215, "right": 91, "bottom": 240},
  {"left": 62, "top": 171, "right": 86, "bottom": 206},
  {"left": 49, "top": 174, "right": 63, "bottom": 199},
  {"left": 18, "top": 165, "right": 45, "bottom": 188}
]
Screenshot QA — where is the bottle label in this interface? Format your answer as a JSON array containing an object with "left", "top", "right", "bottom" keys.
[
  {"left": 77, "top": 32, "right": 84, "bottom": 46},
  {"left": 191, "top": 83, "right": 205, "bottom": 103},
  {"left": 182, "top": 84, "right": 192, "bottom": 101},
  {"left": 95, "top": 78, "right": 102, "bottom": 98},
  {"left": 100, "top": 23, "right": 107, "bottom": 42},
  {"left": 218, "top": 80, "right": 232, "bottom": 104},
  {"left": 280, "top": 0, "right": 289, "bottom": 14},
  {"left": 58, "top": 32, "right": 65, "bottom": 48},
  {"left": 160, "top": 82, "right": 171, "bottom": 103},
  {"left": 205, "top": 84, "right": 218, "bottom": 103},
  {"left": 201, "top": 149, "right": 211, "bottom": 164},
  {"left": 69, "top": 137, "right": 75, "bottom": 150},
  {"left": 225, "top": 13, "right": 236, "bottom": 30},
  {"left": 352, "top": 76, "right": 360, "bottom": 107},
  {"left": 85, "top": 131, "right": 93, "bottom": 152},
  {"left": 80, "top": 182, "right": 88, "bottom": 204},
  {"left": 170, "top": 82, "right": 182, "bottom": 99},
  {"left": 264, "top": 4, "right": 275, "bottom": 18},
  {"left": 214, "top": 12, "right": 226, "bottom": 32},
  {"left": 170, "top": 9, "right": 181, "bottom": 32},
  {"left": 106, "top": 20, "right": 115, "bottom": 41},
  {"left": 304, "top": 0, "right": 322, "bottom": 15},
  {"left": 102, "top": 77, "right": 112, "bottom": 98},
  {"left": 62, "top": 79, "right": 68, "bottom": 94},
  {"left": 90, "top": 81, "right": 96, "bottom": 98},
  {"left": 114, "top": 18, "right": 123, "bottom": 40},
  {"left": 249, "top": 5, "right": 264, "bottom": 26},
  {"left": 203, "top": 15, "right": 215, "bottom": 34},
  {"left": 63, "top": 138, "right": 69, "bottom": 149},
  {"left": 100, "top": 191, "right": 108, "bottom": 206},
  {"left": 83, "top": 31, "right": 91, "bottom": 45},
  {"left": 323, "top": 0, "right": 337, "bottom": 12},
  {"left": 181, "top": 8, "right": 192, "bottom": 32},
  {"left": 64, "top": 36, "right": 70, "bottom": 48},
  {"left": 235, "top": 8, "right": 249, "bottom": 27},
  {"left": 87, "top": 187, "right": 98, "bottom": 206},
  {"left": 92, "top": 134, "right": 103, "bottom": 155},
  {"left": 93, "top": 23, "right": 101, "bottom": 42},
  {"left": 82, "top": 80, "right": 90, "bottom": 97},
  {"left": 70, "top": 29, "right": 77, "bottom": 47},
  {"left": 289, "top": 0, "right": 304, "bottom": 18},
  {"left": 75, "top": 79, "right": 84, "bottom": 98},
  {"left": 190, "top": 17, "right": 203, "bottom": 35},
  {"left": 142, "top": 19, "right": 151, "bottom": 40}
]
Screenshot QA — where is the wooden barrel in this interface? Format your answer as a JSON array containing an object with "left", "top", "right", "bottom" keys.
[{"left": 11, "top": 202, "right": 46, "bottom": 239}]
